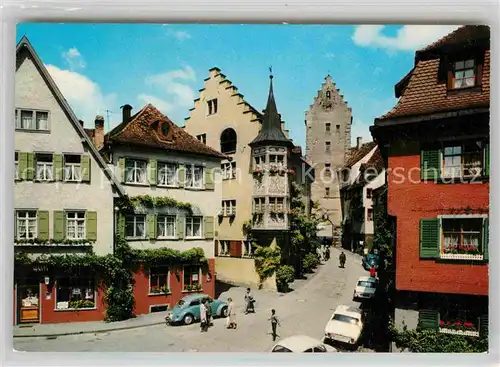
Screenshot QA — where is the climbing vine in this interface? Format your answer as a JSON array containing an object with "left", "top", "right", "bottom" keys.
[
  {"left": 116, "top": 195, "right": 192, "bottom": 212},
  {"left": 253, "top": 244, "right": 281, "bottom": 284}
]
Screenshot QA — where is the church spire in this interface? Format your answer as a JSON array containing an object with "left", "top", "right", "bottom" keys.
[{"left": 249, "top": 68, "right": 293, "bottom": 147}]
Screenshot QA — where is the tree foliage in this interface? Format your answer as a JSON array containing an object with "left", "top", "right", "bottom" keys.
[{"left": 253, "top": 244, "right": 281, "bottom": 284}]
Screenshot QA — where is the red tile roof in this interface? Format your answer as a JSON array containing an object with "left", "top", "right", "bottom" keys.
[
  {"left": 343, "top": 141, "right": 377, "bottom": 168},
  {"left": 105, "top": 104, "right": 228, "bottom": 159},
  {"left": 378, "top": 25, "right": 490, "bottom": 121}
]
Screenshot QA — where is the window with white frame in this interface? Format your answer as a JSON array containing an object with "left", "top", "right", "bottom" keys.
[
  {"left": 35, "top": 153, "right": 53, "bottom": 181},
  {"left": 218, "top": 240, "right": 230, "bottom": 256},
  {"left": 158, "top": 162, "right": 178, "bottom": 186},
  {"left": 64, "top": 154, "right": 82, "bottom": 182},
  {"left": 149, "top": 265, "right": 170, "bottom": 294},
  {"left": 269, "top": 154, "right": 285, "bottom": 166},
  {"left": 442, "top": 141, "right": 483, "bottom": 178},
  {"left": 185, "top": 216, "right": 202, "bottom": 238},
  {"left": 125, "top": 215, "right": 146, "bottom": 238},
  {"left": 196, "top": 133, "right": 207, "bottom": 144},
  {"left": 442, "top": 218, "right": 483, "bottom": 256},
  {"left": 66, "top": 211, "right": 86, "bottom": 240},
  {"left": 269, "top": 197, "right": 284, "bottom": 212},
  {"left": 185, "top": 165, "right": 204, "bottom": 188},
  {"left": 15, "top": 109, "right": 49, "bottom": 131},
  {"left": 242, "top": 240, "right": 253, "bottom": 257},
  {"left": 157, "top": 215, "right": 176, "bottom": 238},
  {"left": 56, "top": 274, "right": 95, "bottom": 310},
  {"left": 14, "top": 152, "right": 19, "bottom": 180},
  {"left": 222, "top": 200, "right": 236, "bottom": 216},
  {"left": 253, "top": 197, "right": 265, "bottom": 213},
  {"left": 453, "top": 59, "right": 475, "bottom": 89},
  {"left": 125, "top": 159, "right": 147, "bottom": 184},
  {"left": 207, "top": 99, "right": 218, "bottom": 115},
  {"left": 254, "top": 155, "right": 264, "bottom": 169},
  {"left": 183, "top": 265, "right": 201, "bottom": 289},
  {"left": 221, "top": 161, "right": 236, "bottom": 180},
  {"left": 16, "top": 210, "right": 37, "bottom": 240}
]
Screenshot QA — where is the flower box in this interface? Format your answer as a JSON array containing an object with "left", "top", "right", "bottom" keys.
[
  {"left": 440, "top": 253, "right": 484, "bottom": 260},
  {"left": 439, "top": 327, "right": 480, "bottom": 337}
]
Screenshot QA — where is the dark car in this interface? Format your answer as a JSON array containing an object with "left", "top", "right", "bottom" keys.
[{"left": 362, "top": 253, "right": 380, "bottom": 271}]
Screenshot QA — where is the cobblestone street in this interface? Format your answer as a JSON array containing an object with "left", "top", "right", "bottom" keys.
[{"left": 14, "top": 248, "right": 371, "bottom": 352}]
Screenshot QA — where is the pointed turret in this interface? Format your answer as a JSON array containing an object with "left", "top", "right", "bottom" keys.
[{"left": 249, "top": 71, "right": 293, "bottom": 147}]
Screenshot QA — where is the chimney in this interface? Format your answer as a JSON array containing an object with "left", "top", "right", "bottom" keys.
[
  {"left": 121, "top": 104, "right": 133, "bottom": 123},
  {"left": 356, "top": 137, "right": 362, "bottom": 149},
  {"left": 79, "top": 120, "right": 84, "bottom": 127},
  {"left": 94, "top": 115, "right": 105, "bottom": 149}
]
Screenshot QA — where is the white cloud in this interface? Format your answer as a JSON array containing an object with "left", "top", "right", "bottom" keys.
[
  {"left": 62, "top": 47, "right": 86, "bottom": 70},
  {"left": 350, "top": 120, "right": 375, "bottom": 147},
  {"left": 144, "top": 66, "right": 196, "bottom": 107},
  {"left": 352, "top": 25, "right": 461, "bottom": 51},
  {"left": 45, "top": 64, "right": 117, "bottom": 128},
  {"left": 137, "top": 94, "right": 173, "bottom": 113}
]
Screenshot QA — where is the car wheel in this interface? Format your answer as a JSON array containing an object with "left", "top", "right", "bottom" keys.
[
  {"left": 183, "top": 314, "right": 194, "bottom": 325},
  {"left": 221, "top": 306, "right": 228, "bottom": 317}
]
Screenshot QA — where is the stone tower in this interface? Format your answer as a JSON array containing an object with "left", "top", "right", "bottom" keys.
[{"left": 305, "top": 75, "right": 352, "bottom": 226}]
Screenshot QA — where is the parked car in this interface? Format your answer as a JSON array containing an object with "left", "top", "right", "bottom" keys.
[
  {"left": 362, "top": 253, "right": 380, "bottom": 271},
  {"left": 165, "top": 293, "right": 228, "bottom": 325},
  {"left": 353, "top": 276, "right": 378, "bottom": 300},
  {"left": 324, "top": 305, "right": 364, "bottom": 346},
  {"left": 270, "top": 335, "right": 337, "bottom": 353}
]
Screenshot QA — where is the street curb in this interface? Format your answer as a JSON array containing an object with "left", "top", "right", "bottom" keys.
[{"left": 13, "top": 320, "right": 166, "bottom": 339}]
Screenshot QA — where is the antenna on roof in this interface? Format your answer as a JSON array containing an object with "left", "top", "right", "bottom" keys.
[{"left": 105, "top": 109, "right": 113, "bottom": 132}]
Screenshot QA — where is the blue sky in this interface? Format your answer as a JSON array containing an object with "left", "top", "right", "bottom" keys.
[{"left": 16, "top": 23, "right": 459, "bottom": 149}]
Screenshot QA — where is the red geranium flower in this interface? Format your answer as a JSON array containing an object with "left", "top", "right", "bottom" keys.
[{"left": 464, "top": 322, "right": 474, "bottom": 328}]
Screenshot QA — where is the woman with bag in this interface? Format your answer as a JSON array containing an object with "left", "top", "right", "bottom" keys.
[{"left": 226, "top": 298, "right": 237, "bottom": 329}]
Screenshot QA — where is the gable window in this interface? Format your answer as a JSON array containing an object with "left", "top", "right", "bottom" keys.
[
  {"left": 14, "top": 152, "right": 19, "bottom": 180},
  {"left": 325, "top": 187, "right": 330, "bottom": 197},
  {"left": 16, "top": 210, "right": 37, "bottom": 240},
  {"left": 443, "top": 141, "right": 483, "bottom": 178},
  {"left": 125, "top": 214, "right": 146, "bottom": 239},
  {"left": 221, "top": 161, "right": 236, "bottom": 180},
  {"left": 183, "top": 265, "right": 201, "bottom": 290},
  {"left": 158, "top": 162, "right": 178, "bottom": 186},
  {"left": 185, "top": 165, "right": 204, "bottom": 189},
  {"left": 125, "top": 159, "right": 147, "bottom": 184},
  {"left": 218, "top": 240, "right": 230, "bottom": 256},
  {"left": 453, "top": 59, "right": 475, "bottom": 89},
  {"left": 149, "top": 265, "right": 170, "bottom": 294},
  {"left": 207, "top": 99, "right": 218, "bottom": 115},
  {"left": 185, "top": 216, "right": 202, "bottom": 238},
  {"left": 220, "top": 128, "right": 237, "bottom": 154},
  {"left": 64, "top": 154, "right": 82, "bottom": 182},
  {"left": 367, "top": 208, "right": 374, "bottom": 221},
  {"left": 66, "top": 211, "right": 86, "bottom": 240},
  {"left": 222, "top": 200, "right": 237, "bottom": 216},
  {"left": 326, "top": 123, "right": 331, "bottom": 133},
  {"left": 325, "top": 141, "right": 331, "bottom": 154},
  {"left": 15, "top": 109, "right": 49, "bottom": 131},
  {"left": 35, "top": 153, "right": 53, "bottom": 181},
  {"left": 196, "top": 134, "right": 207, "bottom": 144},
  {"left": 157, "top": 215, "right": 176, "bottom": 238}
]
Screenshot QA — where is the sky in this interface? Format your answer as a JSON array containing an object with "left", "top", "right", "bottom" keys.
[{"left": 16, "top": 23, "right": 460, "bottom": 149}]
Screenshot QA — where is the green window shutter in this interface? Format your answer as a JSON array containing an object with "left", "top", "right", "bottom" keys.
[
  {"left": 81, "top": 155, "right": 91, "bottom": 182},
  {"left": 53, "top": 154, "right": 63, "bottom": 181},
  {"left": 19, "top": 152, "right": 28, "bottom": 180},
  {"left": 204, "top": 216, "right": 214, "bottom": 239},
  {"left": 86, "top": 211, "right": 97, "bottom": 241},
  {"left": 178, "top": 165, "right": 185, "bottom": 187},
  {"left": 205, "top": 168, "right": 214, "bottom": 190},
  {"left": 147, "top": 214, "right": 157, "bottom": 239},
  {"left": 480, "top": 314, "right": 489, "bottom": 337},
  {"left": 484, "top": 142, "right": 490, "bottom": 177},
  {"left": 418, "top": 309, "right": 439, "bottom": 330},
  {"left": 148, "top": 159, "right": 157, "bottom": 186},
  {"left": 27, "top": 152, "right": 35, "bottom": 180},
  {"left": 483, "top": 217, "right": 489, "bottom": 261},
  {"left": 420, "top": 149, "right": 441, "bottom": 180},
  {"left": 118, "top": 157, "right": 125, "bottom": 183},
  {"left": 117, "top": 212, "right": 125, "bottom": 238},
  {"left": 176, "top": 216, "right": 184, "bottom": 238},
  {"left": 53, "top": 211, "right": 66, "bottom": 241},
  {"left": 420, "top": 218, "right": 440, "bottom": 259},
  {"left": 37, "top": 211, "right": 50, "bottom": 241}
]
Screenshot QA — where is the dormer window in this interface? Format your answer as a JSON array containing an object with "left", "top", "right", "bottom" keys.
[
  {"left": 453, "top": 59, "right": 475, "bottom": 89},
  {"left": 160, "top": 121, "right": 169, "bottom": 137}
]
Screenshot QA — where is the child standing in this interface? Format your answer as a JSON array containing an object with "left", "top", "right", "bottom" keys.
[{"left": 268, "top": 309, "right": 281, "bottom": 341}]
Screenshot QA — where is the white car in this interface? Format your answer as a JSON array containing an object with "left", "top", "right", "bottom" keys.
[
  {"left": 270, "top": 335, "right": 338, "bottom": 353},
  {"left": 353, "top": 276, "right": 378, "bottom": 300},
  {"left": 324, "top": 305, "right": 363, "bottom": 346}
]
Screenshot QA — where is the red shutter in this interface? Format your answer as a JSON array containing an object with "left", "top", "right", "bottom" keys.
[
  {"left": 229, "top": 240, "right": 242, "bottom": 257},
  {"left": 447, "top": 70, "right": 454, "bottom": 90}
]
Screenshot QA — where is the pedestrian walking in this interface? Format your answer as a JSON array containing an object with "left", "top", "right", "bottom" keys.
[
  {"left": 244, "top": 288, "right": 255, "bottom": 314},
  {"left": 268, "top": 309, "right": 281, "bottom": 341},
  {"left": 339, "top": 251, "right": 346, "bottom": 268},
  {"left": 226, "top": 298, "right": 237, "bottom": 329},
  {"left": 369, "top": 264, "right": 377, "bottom": 278},
  {"left": 325, "top": 246, "right": 330, "bottom": 261},
  {"left": 205, "top": 300, "right": 212, "bottom": 328},
  {"left": 199, "top": 301, "right": 207, "bottom": 332}
]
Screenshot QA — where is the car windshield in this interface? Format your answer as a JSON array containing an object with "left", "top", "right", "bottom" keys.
[
  {"left": 332, "top": 314, "right": 359, "bottom": 324},
  {"left": 176, "top": 300, "right": 186, "bottom": 307},
  {"left": 358, "top": 281, "right": 375, "bottom": 288},
  {"left": 271, "top": 345, "right": 293, "bottom": 353}
]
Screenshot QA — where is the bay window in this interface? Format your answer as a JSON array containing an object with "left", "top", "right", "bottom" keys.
[
  {"left": 185, "top": 216, "right": 202, "bottom": 238},
  {"left": 157, "top": 215, "right": 176, "bottom": 238},
  {"left": 125, "top": 159, "right": 147, "bottom": 184},
  {"left": 253, "top": 197, "right": 265, "bottom": 213},
  {"left": 185, "top": 165, "right": 204, "bottom": 189},
  {"left": 56, "top": 274, "right": 96, "bottom": 310},
  {"left": 125, "top": 215, "right": 146, "bottom": 239},
  {"left": 158, "top": 162, "right": 177, "bottom": 186}
]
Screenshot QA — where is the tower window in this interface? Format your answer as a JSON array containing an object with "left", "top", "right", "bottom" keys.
[
  {"left": 220, "top": 128, "right": 237, "bottom": 154},
  {"left": 326, "top": 91, "right": 331, "bottom": 99},
  {"left": 326, "top": 123, "right": 331, "bottom": 132},
  {"left": 325, "top": 187, "right": 330, "bottom": 197},
  {"left": 325, "top": 142, "right": 331, "bottom": 154},
  {"left": 207, "top": 99, "right": 218, "bottom": 115},
  {"left": 336, "top": 125, "right": 340, "bottom": 130}
]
